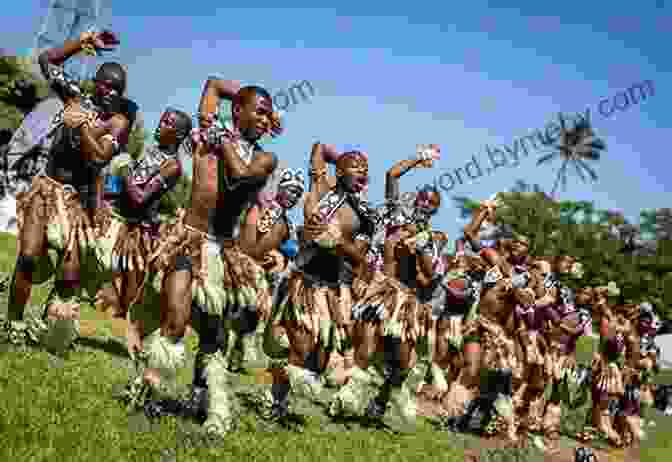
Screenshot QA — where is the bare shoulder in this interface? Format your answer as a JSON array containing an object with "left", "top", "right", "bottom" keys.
[{"left": 254, "top": 150, "right": 278, "bottom": 173}]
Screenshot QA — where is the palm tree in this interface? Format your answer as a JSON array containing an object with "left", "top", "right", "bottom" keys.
[
  {"left": 510, "top": 179, "right": 546, "bottom": 195},
  {"left": 536, "top": 113, "right": 606, "bottom": 197}
]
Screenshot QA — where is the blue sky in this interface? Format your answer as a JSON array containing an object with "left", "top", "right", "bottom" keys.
[{"left": 3, "top": 1, "right": 671, "bottom": 241}]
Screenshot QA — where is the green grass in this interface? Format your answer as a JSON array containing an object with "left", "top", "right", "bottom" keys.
[{"left": 0, "top": 231, "right": 670, "bottom": 461}]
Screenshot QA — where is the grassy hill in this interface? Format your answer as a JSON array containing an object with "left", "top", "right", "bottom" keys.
[{"left": 0, "top": 232, "right": 670, "bottom": 461}]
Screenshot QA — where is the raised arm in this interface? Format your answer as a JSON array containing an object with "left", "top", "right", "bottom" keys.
[
  {"left": 385, "top": 144, "right": 439, "bottom": 201},
  {"left": 309, "top": 142, "right": 337, "bottom": 197},
  {"left": 38, "top": 39, "right": 86, "bottom": 104},
  {"left": 39, "top": 31, "right": 119, "bottom": 103},
  {"left": 197, "top": 77, "right": 242, "bottom": 128},
  {"left": 38, "top": 39, "right": 83, "bottom": 76},
  {"left": 385, "top": 159, "right": 421, "bottom": 202},
  {"left": 463, "top": 203, "right": 493, "bottom": 243}
]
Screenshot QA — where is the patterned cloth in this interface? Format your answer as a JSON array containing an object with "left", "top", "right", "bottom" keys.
[
  {"left": 96, "top": 208, "right": 160, "bottom": 274},
  {"left": 148, "top": 217, "right": 268, "bottom": 320},
  {"left": 17, "top": 175, "right": 96, "bottom": 259},
  {"left": 351, "top": 273, "right": 421, "bottom": 344},
  {"left": 272, "top": 270, "right": 352, "bottom": 352}
]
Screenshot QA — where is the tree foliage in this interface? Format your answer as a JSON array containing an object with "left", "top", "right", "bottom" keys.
[
  {"left": 158, "top": 173, "right": 192, "bottom": 217},
  {"left": 535, "top": 112, "right": 605, "bottom": 195},
  {"left": 456, "top": 190, "right": 672, "bottom": 319},
  {"left": 126, "top": 123, "right": 147, "bottom": 160},
  {"left": 0, "top": 56, "right": 48, "bottom": 130},
  {"left": 458, "top": 191, "right": 671, "bottom": 320}
]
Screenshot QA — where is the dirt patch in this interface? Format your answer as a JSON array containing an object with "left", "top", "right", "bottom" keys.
[
  {"left": 459, "top": 433, "right": 640, "bottom": 462},
  {"left": 414, "top": 384, "right": 641, "bottom": 462}
]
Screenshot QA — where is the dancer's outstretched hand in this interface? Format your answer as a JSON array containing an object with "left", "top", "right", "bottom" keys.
[
  {"left": 80, "top": 30, "right": 120, "bottom": 55},
  {"left": 320, "top": 143, "right": 341, "bottom": 163},
  {"left": 416, "top": 144, "right": 440, "bottom": 168}
]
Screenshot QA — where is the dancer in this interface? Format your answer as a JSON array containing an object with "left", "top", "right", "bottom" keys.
[
  {"left": 590, "top": 285, "right": 627, "bottom": 446},
  {"left": 131, "top": 82, "right": 279, "bottom": 437},
  {"left": 531, "top": 259, "right": 590, "bottom": 447},
  {"left": 269, "top": 142, "right": 375, "bottom": 418},
  {"left": 615, "top": 301, "right": 661, "bottom": 445},
  {"left": 428, "top": 199, "right": 502, "bottom": 401},
  {"left": 459, "top": 231, "right": 534, "bottom": 442},
  {"left": 328, "top": 146, "right": 440, "bottom": 428},
  {"left": 2, "top": 30, "right": 133, "bottom": 351},
  {"left": 238, "top": 167, "right": 305, "bottom": 369},
  {"left": 95, "top": 107, "right": 192, "bottom": 356}
]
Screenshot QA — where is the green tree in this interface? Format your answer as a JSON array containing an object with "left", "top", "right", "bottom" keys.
[
  {"left": 158, "top": 174, "right": 191, "bottom": 217},
  {"left": 126, "top": 123, "right": 147, "bottom": 160},
  {"left": 0, "top": 56, "right": 48, "bottom": 130},
  {"left": 460, "top": 191, "right": 671, "bottom": 319}
]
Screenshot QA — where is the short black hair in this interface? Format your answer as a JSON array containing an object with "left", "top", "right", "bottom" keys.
[
  {"left": 169, "top": 108, "right": 193, "bottom": 133},
  {"left": 95, "top": 62, "right": 127, "bottom": 93},
  {"left": 0, "top": 128, "right": 13, "bottom": 146},
  {"left": 234, "top": 85, "right": 272, "bottom": 107}
]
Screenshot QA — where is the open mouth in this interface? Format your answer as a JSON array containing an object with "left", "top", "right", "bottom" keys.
[{"left": 352, "top": 176, "right": 368, "bottom": 191}]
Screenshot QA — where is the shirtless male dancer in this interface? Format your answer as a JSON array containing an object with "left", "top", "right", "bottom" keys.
[
  {"left": 2, "top": 31, "right": 132, "bottom": 351},
  {"left": 239, "top": 167, "right": 305, "bottom": 367},
  {"left": 132, "top": 81, "right": 279, "bottom": 437},
  {"left": 96, "top": 107, "right": 192, "bottom": 356}
]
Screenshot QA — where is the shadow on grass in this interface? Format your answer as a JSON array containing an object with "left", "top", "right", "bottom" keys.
[{"left": 78, "top": 336, "right": 129, "bottom": 359}]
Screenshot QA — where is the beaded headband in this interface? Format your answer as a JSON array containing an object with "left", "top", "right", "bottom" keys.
[{"left": 278, "top": 168, "right": 305, "bottom": 192}]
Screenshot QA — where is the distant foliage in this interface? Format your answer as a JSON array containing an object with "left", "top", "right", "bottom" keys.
[
  {"left": 126, "top": 123, "right": 147, "bottom": 160},
  {"left": 0, "top": 56, "right": 48, "bottom": 130},
  {"left": 158, "top": 174, "right": 192, "bottom": 217},
  {"left": 458, "top": 191, "right": 671, "bottom": 320}
]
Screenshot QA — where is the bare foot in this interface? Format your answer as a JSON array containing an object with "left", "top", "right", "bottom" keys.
[
  {"left": 95, "top": 287, "right": 125, "bottom": 317},
  {"left": 143, "top": 367, "right": 161, "bottom": 387},
  {"left": 126, "top": 322, "right": 143, "bottom": 358},
  {"left": 441, "top": 381, "right": 475, "bottom": 417},
  {"left": 46, "top": 302, "right": 81, "bottom": 321},
  {"left": 421, "top": 384, "right": 447, "bottom": 401}
]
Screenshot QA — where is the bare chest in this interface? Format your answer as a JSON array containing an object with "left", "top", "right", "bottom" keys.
[
  {"left": 191, "top": 155, "right": 219, "bottom": 206},
  {"left": 332, "top": 205, "right": 358, "bottom": 239}
]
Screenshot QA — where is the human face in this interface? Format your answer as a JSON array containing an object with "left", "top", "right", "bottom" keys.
[
  {"left": 413, "top": 190, "right": 440, "bottom": 224},
  {"left": 234, "top": 93, "right": 273, "bottom": 141},
  {"left": 277, "top": 186, "right": 302, "bottom": 209},
  {"left": 510, "top": 240, "right": 529, "bottom": 259},
  {"left": 336, "top": 155, "right": 369, "bottom": 193},
  {"left": 155, "top": 111, "right": 179, "bottom": 146},
  {"left": 414, "top": 190, "right": 440, "bottom": 215},
  {"left": 555, "top": 256, "right": 576, "bottom": 274},
  {"left": 93, "top": 69, "right": 123, "bottom": 113}
]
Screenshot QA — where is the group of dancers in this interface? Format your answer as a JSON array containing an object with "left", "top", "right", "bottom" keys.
[{"left": 1, "top": 30, "right": 667, "bottom": 449}]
